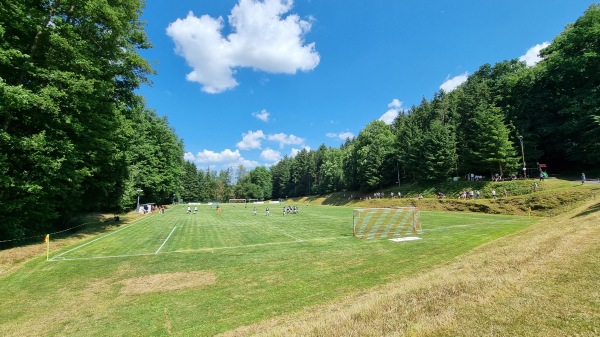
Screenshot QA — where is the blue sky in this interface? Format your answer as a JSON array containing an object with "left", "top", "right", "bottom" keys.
[{"left": 137, "top": 0, "right": 595, "bottom": 171}]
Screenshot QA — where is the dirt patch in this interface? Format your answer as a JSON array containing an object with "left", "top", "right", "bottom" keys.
[{"left": 120, "top": 271, "right": 217, "bottom": 294}]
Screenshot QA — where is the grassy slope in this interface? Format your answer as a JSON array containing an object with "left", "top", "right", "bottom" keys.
[
  {"left": 220, "top": 197, "right": 600, "bottom": 336},
  {"left": 297, "top": 178, "right": 599, "bottom": 217}
]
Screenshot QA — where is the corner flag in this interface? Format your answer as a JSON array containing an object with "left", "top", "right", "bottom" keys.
[{"left": 44, "top": 234, "right": 50, "bottom": 261}]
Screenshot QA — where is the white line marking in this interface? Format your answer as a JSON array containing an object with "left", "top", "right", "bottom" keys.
[
  {"left": 271, "top": 227, "right": 305, "bottom": 242},
  {"left": 49, "top": 252, "right": 158, "bottom": 261},
  {"left": 48, "top": 236, "right": 354, "bottom": 262},
  {"left": 49, "top": 216, "right": 152, "bottom": 261},
  {"left": 156, "top": 226, "right": 177, "bottom": 254}
]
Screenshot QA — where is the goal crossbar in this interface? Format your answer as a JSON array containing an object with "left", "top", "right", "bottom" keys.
[{"left": 353, "top": 207, "right": 421, "bottom": 240}]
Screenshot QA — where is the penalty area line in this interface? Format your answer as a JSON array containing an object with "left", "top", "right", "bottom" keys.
[
  {"left": 156, "top": 226, "right": 177, "bottom": 254},
  {"left": 49, "top": 216, "right": 152, "bottom": 261},
  {"left": 47, "top": 236, "right": 355, "bottom": 261}
]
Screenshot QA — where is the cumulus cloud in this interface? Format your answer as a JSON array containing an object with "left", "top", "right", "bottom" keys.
[
  {"left": 237, "top": 130, "right": 266, "bottom": 150},
  {"left": 166, "top": 0, "right": 320, "bottom": 93},
  {"left": 326, "top": 131, "right": 354, "bottom": 141},
  {"left": 186, "top": 149, "right": 260, "bottom": 169},
  {"left": 388, "top": 98, "right": 402, "bottom": 110},
  {"left": 184, "top": 152, "right": 196, "bottom": 162},
  {"left": 195, "top": 149, "right": 242, "bottom": 163},
  {"left": 252, "top": 109, "right": 270, "bottom": 122},
  {"left": 268, "top": 132, "right": 305, "bottom": 148},
  {"left": 379, "top": 98, "right": 403, "bottom": 125},
  {"left": 260, "top": 148, "right": 282, "bottom": 162},
  {"left": 519, "top": 42, "right": 550, "bottom": 67},
  {"left": 440, "top": 72, "right": 468, "bottom": 92}
]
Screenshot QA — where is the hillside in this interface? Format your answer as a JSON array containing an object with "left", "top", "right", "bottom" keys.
[{"left": 292, "top": 178, "right": 600, "bottom": 217}]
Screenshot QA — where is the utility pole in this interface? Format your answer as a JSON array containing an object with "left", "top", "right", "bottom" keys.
[{"left": 518, "top": 135, "right": 526, "bottom": 178}]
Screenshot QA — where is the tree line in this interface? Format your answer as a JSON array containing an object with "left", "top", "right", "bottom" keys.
[
  {"left": 2, "top": 2, "right": 599, "bottom": 242},
  {"left": 0, "top": 1, "right": 183, "bottom": 242}
]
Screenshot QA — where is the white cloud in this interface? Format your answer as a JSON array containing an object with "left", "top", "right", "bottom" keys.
[
  {"left": 235, "top": 158, "right": 261, "bottom": 168},
  {"left": 519, "top": 42, "right": 550, "bottom": 67},
  {"left": 188, "top": 148, "right": 261, "bottom": 170},
  {"left": 195, "top": 149, "right": 242, "bottom": 163},
  {"left": 388, "top": 98, "right": 402, "bottom": 110},
  {"left": 237, "top": 130, "right": 265, "bottom": 150},
  {"left": 260, "top": 148, "right": 282, "bottom": 162},
  {"left": 184, "top": 152, "right": 196, "bottom": 162},
  {"left": 268, "top": 132, "right": 305, "bottom": 148},
  {"left": 252, "top": 109, "right": 270, "bottom": 122},
  {"left": 166, "top": 0, "right": 320, "bottom": 93},
  {"left": 379, "top": 99, "right": 403, "bottom": 125},
  {"left": 440, "top": 72, "right": 468, "bottom": 92},
  {"left": 326, "top": 131, "right": 354, "bottom": 141},
  {"left": 379, "top": 109, "right": 399, "bottom": 125}
]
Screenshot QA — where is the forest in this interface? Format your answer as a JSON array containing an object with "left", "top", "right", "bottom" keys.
[{"left": 1, "top": 2, "right": 599, "bottom": 242}]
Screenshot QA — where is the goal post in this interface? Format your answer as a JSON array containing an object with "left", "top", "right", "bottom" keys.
[
  {"left": 353, "top": 207, "right": 422, "bottom": 240},
  {"left": 228, "top": 198, "right": 246, "bottom": 204}
]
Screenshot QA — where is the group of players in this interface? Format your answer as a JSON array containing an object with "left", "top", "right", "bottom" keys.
[
  {"left": 252, "top": 205, "right": 299, "bottom": 216},
  {"left": 187, "top": 204, "right": 299, "bottom": 217},
  {"left": 282, "top": 205, "right": 299, "bottom": 215}
]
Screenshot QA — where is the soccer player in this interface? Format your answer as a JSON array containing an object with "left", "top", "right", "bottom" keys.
[{"left": 266, "top": 207, "right": 270, "bottom": 216}]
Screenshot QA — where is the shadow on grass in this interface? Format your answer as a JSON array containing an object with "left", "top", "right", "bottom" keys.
[{"left": 572, "top": 201, "right": 600, "bottom": 218}]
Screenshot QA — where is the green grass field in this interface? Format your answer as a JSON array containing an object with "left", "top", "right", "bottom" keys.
[{"left": 0, "top": 203, "right": 537, "bottom": 336}]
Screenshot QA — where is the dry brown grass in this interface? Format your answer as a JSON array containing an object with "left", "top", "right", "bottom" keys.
[
  {"left": 120, "top": 270, "right": 217, "bottom": 294},
  {"left": 218, "top": 198, "right": 600, "bottom": 336}
]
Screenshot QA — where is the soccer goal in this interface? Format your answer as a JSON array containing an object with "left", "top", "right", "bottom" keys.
[
  {"left": 228, "top": 198, "right": 246, "bottom": 204},
  {"left": 247, "top": 198, "right": 260, "bottom": 204},
  {"left": 353, "top": 207, "right": 422, "bottom": 240}
]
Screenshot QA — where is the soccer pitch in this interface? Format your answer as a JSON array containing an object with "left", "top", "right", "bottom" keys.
[
  {"left": 3, "top": 203, "right": 538, "bottom": 336},
  {"left": 50, "top": 204, "right": 354, "bottom": 261},
  {"left": 49, "top": 204, "right": 528, "bottom": 262}
]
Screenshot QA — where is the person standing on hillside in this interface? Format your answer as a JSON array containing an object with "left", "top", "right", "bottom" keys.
[{"left": 582, "top": 172, "right": 586, "bottom": 184}]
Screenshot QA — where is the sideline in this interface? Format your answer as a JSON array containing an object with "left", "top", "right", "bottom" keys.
[
  {"left": 49, "top": 215, "right": 153, "bottom": 261},
  {"left": 47, "top": 236, "right": 354, "bottom": 262},
  {"left": 155, "top": 226, "right": 177, "bottom": 254}
]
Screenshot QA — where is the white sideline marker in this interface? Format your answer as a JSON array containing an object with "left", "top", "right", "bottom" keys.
[
  {"left": 389, "top": 237, "right": 422, "bottom": 243},
  {"left": 50, "top": 216, "right": 152, "bottom": 261},
  {"left": 156, "top": 226, "right": 177, "bottom": 254}
]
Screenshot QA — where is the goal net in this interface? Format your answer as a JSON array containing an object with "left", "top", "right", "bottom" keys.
[
  {"left": 353, "top": 207, "right": 422, "bottom": 240},
  {"left": 247, "top": 198, "right": 260, "bottom": 204},
  {"left": 228, "top": 198, "right": 246, "bottom": 204}
]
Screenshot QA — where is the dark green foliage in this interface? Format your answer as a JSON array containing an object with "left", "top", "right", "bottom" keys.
[{"left": 0, "top": 0, "right": 183, "bottom": 242}]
